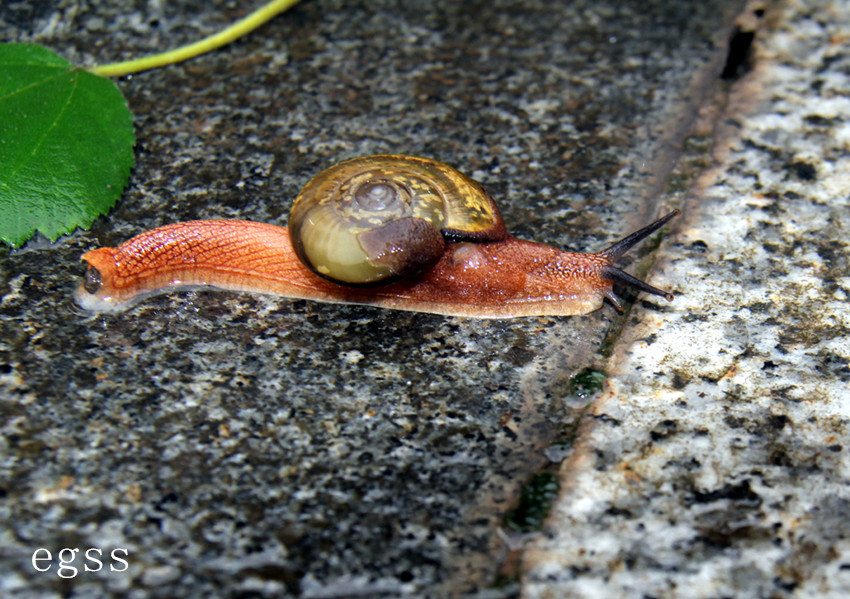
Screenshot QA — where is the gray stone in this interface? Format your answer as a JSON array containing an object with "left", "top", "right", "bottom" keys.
[
  {"left": 1, "top": 0, "right": 756, "bottom": 597},
  {"left": 522, "top": 1, "right": 850, "bottom": 597}
]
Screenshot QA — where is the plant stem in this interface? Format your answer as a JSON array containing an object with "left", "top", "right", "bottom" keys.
[{"left": 90, "top": 0, "right": 302, "bottom": 78}]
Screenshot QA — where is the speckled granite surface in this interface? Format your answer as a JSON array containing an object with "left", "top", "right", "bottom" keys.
[
  {"left": 1, "top": 0, "right": 754, "bottom": 597},
  {"left": 522, "top": 0, "right": 850, "bottom": 597}
]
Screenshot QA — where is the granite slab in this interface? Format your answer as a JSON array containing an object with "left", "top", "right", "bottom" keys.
[
  {"left": 1, "top": 0, "right": 747, "bottom": 597},
  {"left": 522, "top": 0, "right": 850, "bottom": 597}
]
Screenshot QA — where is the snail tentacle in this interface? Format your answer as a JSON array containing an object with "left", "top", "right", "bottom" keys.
[
  {"left": 594, "top": 209, "right": 679, "bottom": 304},
  {"left": 599, "top": 264, "right": 674, "bottom": 303},
  {"left": 598, "top": 209, "right": 680, "bottom": 261}
]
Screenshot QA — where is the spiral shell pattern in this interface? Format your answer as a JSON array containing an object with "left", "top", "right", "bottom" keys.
[{"left": 288, "top": 155, "right": 506, "bottom": 285}]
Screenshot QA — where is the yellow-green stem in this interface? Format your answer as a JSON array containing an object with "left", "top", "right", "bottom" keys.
[{"left": 90, "top": 0, "right": 302, "bottom": 77}]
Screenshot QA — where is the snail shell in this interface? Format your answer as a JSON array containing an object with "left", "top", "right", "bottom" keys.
[{"left": 289, "top": 155, "right": 507, "bottom": 284}]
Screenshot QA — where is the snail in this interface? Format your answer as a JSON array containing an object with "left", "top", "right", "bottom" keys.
[{"left": 75, "top": 155, "right": 678, "bottom": 318}]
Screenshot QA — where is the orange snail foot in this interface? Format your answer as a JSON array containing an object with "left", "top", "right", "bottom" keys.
[{"left": 75, "top": 212, "right": 678, "bottom": 317}]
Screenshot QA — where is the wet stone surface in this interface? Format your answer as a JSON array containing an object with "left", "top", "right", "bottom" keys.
[
  {"left": 523, "top": 1, "right": 850, "bottom": 597},
  {"left": 1, "top": 0, "right": 744, "bottom": 597}
]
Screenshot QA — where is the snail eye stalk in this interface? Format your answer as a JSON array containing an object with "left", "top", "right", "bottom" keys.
[
  {"left": 599, "top": 210, "right": 680, "bottom": 262},
  {"left": 600, "top": 265, "right": 674, "bottom": 303}
]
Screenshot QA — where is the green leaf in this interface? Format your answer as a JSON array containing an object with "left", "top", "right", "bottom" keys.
[{"left": 0, "top": 43, "right": 134, "bottom": 247}]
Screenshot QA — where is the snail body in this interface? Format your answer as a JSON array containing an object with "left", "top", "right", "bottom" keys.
[{"left": 75, "top": 155, "right": 677, "bottom": 318}]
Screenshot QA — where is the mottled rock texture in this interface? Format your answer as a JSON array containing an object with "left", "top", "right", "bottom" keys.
[
  {"left": 1, "top": 0, "right": 752, "bottom": 597},
  {"left": 523, "top": 1, "right": 850, "bottom": 597}
]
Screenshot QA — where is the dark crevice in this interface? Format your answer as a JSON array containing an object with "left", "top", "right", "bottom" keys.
[{"left": 721, "top": 27, "right": 756, "bottom": 79}]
